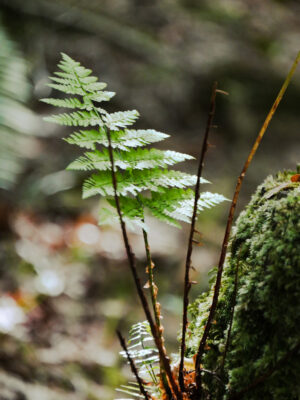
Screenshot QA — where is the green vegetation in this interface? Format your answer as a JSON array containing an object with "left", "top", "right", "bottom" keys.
[
  {"left": 0, "top": 3, "right": 299, "bottom": 400},
  {"left": 0, "top": 23, "right": 37, "bottom": 189},
  {"left": 42, "top": 53, "right": 225, "bottom": 230},
  {"left": 41, "top": 52, "right": 300, "bottom": 400},
  {"left": 187, "top": 169, "right": 300, "bottom": 399}
]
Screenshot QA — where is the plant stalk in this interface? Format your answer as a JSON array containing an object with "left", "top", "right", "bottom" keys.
[
  {"left": 106, "top": 129, "right": 182, "bottom": 400},
  {"left": 141, "top": 225, "right": 172, "bottom": 399},
  {"left": 195, "top": 51, "right": 300, "bottom": 392},
  {"left": 73, "top": 69, "right": 181, "bottom": 398},
  {"left": 179, "top": 81, "right": 218, "bottom": 391},
  {"left": 75, "top": 69, "right": 182, "bottom": 400}
]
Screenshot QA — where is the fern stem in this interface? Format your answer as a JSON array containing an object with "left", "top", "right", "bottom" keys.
[
  {"left": 194, "top": 51, "right": 300, "bottom": 393},
  {"left": 71, "top": 67, "right": 182, "bottom": 399},
  {"left": 106, "top": 127, "right": 182, "bottom": 400},
  {"left": 179, "top": 82, "right": 218, "bottom": 392},
  {"left": 141, "top": 224, "right": 172, "bottom": 398},
  {"left": 117, "top": 330, "right": 152, "bottom": 400}
]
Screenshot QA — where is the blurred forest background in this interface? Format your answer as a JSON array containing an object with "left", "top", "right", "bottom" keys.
[{"left": 0, "top": 0, "right": 299, "bottom": 399}]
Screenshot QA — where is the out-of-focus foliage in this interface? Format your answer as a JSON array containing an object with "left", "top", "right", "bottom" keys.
[
  {"left": 0, "top": 21, "right": 38, "bottom": 190},
  {"left": 186, "top": 169, "right": 300, "bottom": 399}
]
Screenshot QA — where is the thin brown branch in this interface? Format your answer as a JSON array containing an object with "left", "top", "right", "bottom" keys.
[
  {"left": 117, "top": 330, "right": 152, "bottom": 400},
  {"left": 106, "top": 129, "right": 182, "bottom": 400},
  {"left": 228, "top": 342, "right": 300, "bottom": 400},
  {"left": 178, "top": 82, "right": 218, "bottom": 392},
  {"left": 195, "top": 51, "right": 300, "bottom": 393}
]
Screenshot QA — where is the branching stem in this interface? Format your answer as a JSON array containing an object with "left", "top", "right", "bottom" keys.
[
  {"left": 106, "top": 129, "right": 182, "bottom": 400},
  {"left": 72, "top": 68, "right": 180, "bottom": 398},
  {"left": 179, "top": 81, "right": 218, "bottom": 391},
  {"left": 195, "top": 51, "right": 300, "bottom": 392}
]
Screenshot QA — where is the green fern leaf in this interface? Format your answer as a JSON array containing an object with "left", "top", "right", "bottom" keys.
[
  {"left": 116, "top": 321, "right": 160, "bottom": 399},
  {"left": 41, "top": 97, "right": 87, "bottom": 109},
  {"left": 144, "top": 188, "right": 227, "bottom": 225},
  {"left": 65, "top": 128, "right": 169, "bottom": 150},
  {"left": 43, "top": 53, "right": 226, "bottom": 229},
  {"left": 103, "top": 110, "right": 139, "bottom": 130},
  {"left": 46, "top": 82, "right": 86, "bottom": 96},
  {"left": 67, "top": 148, "right": 193, "bottom": 171},
  {"left": 82, "top": 169, "right": 207, "bottom": 198},
  {"left": 98, "top": 206, "right": 148, "bottom": 231},
  {"left": 45, "top": 110, "right": 102, "bottom": 127}
]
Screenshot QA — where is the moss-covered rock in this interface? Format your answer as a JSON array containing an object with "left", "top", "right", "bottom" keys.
[{"left": 186, "top": 169, "right": 300, "bottom": 399}]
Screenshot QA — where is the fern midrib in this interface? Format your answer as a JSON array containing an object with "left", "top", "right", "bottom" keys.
[
  {"left": 73, "top": 67, "right": 169, "bottom": 393},
  {"left": 73, "top": 64, "right": 172, "bottom": 397}
]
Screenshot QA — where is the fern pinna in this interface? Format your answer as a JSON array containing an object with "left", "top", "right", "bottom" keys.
[
  {"left": 117, "top": 321, "right": 161, "bottom": 399},
  {"left": 42, "top": 53, "right": 226, "bottom": 400}
]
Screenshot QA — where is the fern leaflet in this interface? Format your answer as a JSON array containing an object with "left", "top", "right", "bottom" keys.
[{"left": 117, "top": 321, "right": 160, "bottom": 399}]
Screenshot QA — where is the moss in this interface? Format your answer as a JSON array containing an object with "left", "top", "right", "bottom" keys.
[{"left": 186, "top": 169, "right": 300, "bottom": 399}]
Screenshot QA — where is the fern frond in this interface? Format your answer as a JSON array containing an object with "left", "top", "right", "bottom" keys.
[
  {"left": 65, "top": 128, "right": 169, "bottom": 150},
  {"left": 46, "top": 82, "right": 86, "bottom": 96},
  {"left": 116, "top": 384, "right": 143, "bottom": 398},
  {"left": 45, "top": 109, "right": 138, "bottom": 129},
  {"left": 165, "top": 191, "right": 228, "bottom": 223},
  {"left": 41, "top": 97, "right": 87, "bottom": 109},
  {"left": 120, "top": 321, "right": 159, "bottom": 384},
  {"left": 82, "top": 169, "right": 207, "bottom": 198},
  {"left": 43, "top": 53, "right": 226, "bottom": 230},
  {"left": 41, "top": 94, "right": 116, "bottom": 110},
  {"left": 107, "top": 197, "right": 143, "bottom": 220},
  {"left": 115, "top": 321, "right": 160, "bottom": 399},
  {"left": 143, "top": 188, "right": 227, "bottom": 225},
  {"left": 67, "top": 148, "right": 194, "bottom": 171},
  {"left": 103, "top": 110, "right": 140, "bottom": 130},
  {"left": 44, "top": 110, "right": 102, "bottom": 127},
  {"left": 99, "top": 206, "right": 148, "bottom": 231},
  {"left": 49, "top": 75, "right": 98, "bottom": 86},
  {"left": 143, "top": 188, "right": 227, "bottom": 226},
  {"left": 88, "top": 92, "right": 116, "bottom": 102}
]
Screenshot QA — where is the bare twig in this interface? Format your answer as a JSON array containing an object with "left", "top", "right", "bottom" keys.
[
  {"left": 106, "top": 129, "right": 182, "bottom": 400},
  {"left": 195, "top": 51, "right": 300, "bottom": 392},
  {"left": 228, "top": 342, "right": 300, "bottom": 399},
  {"left": 179, "top": 82, "right": 219, "bottom": 391},
  {"left": 117, "top": 330, "right": 152, "bottom": 400}
]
